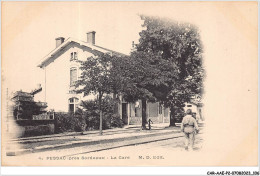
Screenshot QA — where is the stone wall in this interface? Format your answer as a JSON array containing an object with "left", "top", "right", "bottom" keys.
[{"left": 15, "top": 119, "right": 55, "bottom": 137}]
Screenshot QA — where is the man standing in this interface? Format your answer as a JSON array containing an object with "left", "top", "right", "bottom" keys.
[
  {"left": 148, "top": 119, "right": 153, "bottom": 130},
  {"left": 181, "top": 109, "right": 199, "bottom": 151}
]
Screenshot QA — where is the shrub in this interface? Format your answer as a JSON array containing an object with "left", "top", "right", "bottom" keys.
[
  {"left": 54, "top": 112, "right": 86, "bottom": 133},
  {"left": 174, "top": 108, "right": 185, "bottom": 123},
  {"left": 78, "top": 95, "right": 124, "bottom": 130},
  {"left": 53, "top": 95, "right": 124, "bottom": 133}
]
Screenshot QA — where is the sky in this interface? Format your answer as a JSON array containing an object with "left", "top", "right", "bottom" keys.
[
  {"left": 2, "top": 2, "right": 144, "bottom": 93},
  {"left": 1, "top": 1, "right": 259, "bottom": 165},
  {"left": 2, "top": 2, "right": 257, "bottom": 94}
]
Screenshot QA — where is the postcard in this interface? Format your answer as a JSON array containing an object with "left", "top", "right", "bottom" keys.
[{"left": 1, "top": 1, "right": 258, "bottom": 167}]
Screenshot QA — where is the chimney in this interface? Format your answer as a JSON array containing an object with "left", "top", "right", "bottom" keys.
[
  {"left": 132, "top": 41, "right": 135, "bottom": 48},
  {"left": 87, "top": 31, "right": 96, "bottom": 45},
  {"left": 55, "top": 37, "right": 65, "bottom": 47}
]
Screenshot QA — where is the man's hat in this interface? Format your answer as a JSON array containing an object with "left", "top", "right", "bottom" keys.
[{"left": 186, "top": 109, "right": 192, "bottom": 115}]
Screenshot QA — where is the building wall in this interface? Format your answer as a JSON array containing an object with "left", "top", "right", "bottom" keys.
[
  {"left": 163, "top": 108, "right": 170, "bottom": 123},
  {"left": 43, "top": 44, "right": 95, "bottom": 112},
  {"left": 147, "top": 102, "right": 169, "bottom": 124},
  {"left": 184, "top": 102, "right": 203, "bottom": 121},
  {"left": 148, "top": 103, "right": 159, "bottom": 117},
  {"left": 128, "top": 101, "right": 170, "bottom": 125},
  {"left": 128, "top": 101, "right": 142, "bottom": 124}
]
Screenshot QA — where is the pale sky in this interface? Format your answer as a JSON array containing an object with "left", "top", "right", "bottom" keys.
[
  {"left": 2, "top": 2, "right": 257, "bottom": 94},
  {"left": 2, "top": 2, "right": 145, "bottom": 93}
]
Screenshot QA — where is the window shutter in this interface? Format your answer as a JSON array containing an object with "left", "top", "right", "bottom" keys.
[{"left": 70, "top": 68, "right": 77, "bottom": 85}]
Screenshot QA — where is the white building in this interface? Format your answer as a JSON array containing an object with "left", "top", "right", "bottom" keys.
[
  {"left": 184, "top": 101, "right": 204, "bottom": 122},
  {"left": 37, "top": 31, "right": 170, "bottom": 125}
]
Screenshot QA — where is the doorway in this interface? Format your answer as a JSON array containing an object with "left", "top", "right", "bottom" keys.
[{"left": 122, "top": 103, "right": 128, "bottom": 125}]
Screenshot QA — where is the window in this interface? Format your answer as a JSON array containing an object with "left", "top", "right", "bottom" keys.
[
  {"left": 70, "top": 67, "right": 77, "bottom": 86},
  {"left": 68, "top": 97, "right": 79, "bottom": 113},
  {"left": 187, "top": 105, "right": 192, "bottom": 107},
  {"left": 134, "top": 101, "right": 141, "bottom": 117},
  {"left": 134, "top": 107, "right": 138, "bottom": 117},
  {"left": 70, "top": 52, "right": 78, "bottom": 61},
  {"left": 74, "top": 52, "right": 78, "bottom": 60},
  {"left": 70, "top": 53, "right": 73, "bottom": 60}
]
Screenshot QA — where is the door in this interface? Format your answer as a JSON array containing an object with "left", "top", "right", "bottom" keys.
[
  {"left": 158, "top": 104, "right": 163, "bottom": 123},
  {"left": 122, "top": 103, "right": 128, "bottom": 125},
  {"left": 69, "top": 104, "right": 74, "bottom": 113}
]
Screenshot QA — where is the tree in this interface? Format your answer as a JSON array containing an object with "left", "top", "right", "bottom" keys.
[
  {"left": 12, "top": 91, "right": 47, "bottom": 120},
  {"left": 76, "top": 53, "right": 117, "bottom": 135},
  {"left": 121, "top": 52, "right": 159, "bottom": 129},
  {"left": 128, "top": 15, "right": 204, "bottom": 126},
  {"left": 13, "top": 101, "right": 42, "bottom": 120}
]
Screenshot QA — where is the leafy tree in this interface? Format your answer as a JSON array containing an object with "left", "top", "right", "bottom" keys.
[
  {"left": 76, "top": 53, "right": 123, "bottom": 135},
  {"left": 127, "top": 15, "right": 204, "bottom": 126},
  {"left": 76, "top": 15, "right": 204, "bottom": 130},
  {"left": 118, "top": 52, "right": 158, "bottom": 129},
  {"left": 13, "top": 101, "right": 42, "bottom": 120}
]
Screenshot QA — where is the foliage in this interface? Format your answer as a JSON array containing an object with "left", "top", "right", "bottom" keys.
[
  {"left": 13, "top": 101, "right": 43, "bottom": 120},
  {"left": 108, "top": 114, "right": 124, "bottom": 128},
  {"left": 75, "top": 16, "right": 204, "bottom": 128},
  {"left": 122, "top": 15, "right": 205, "bottom": 126},
  {"left": 54, "top": 112, "right": 86, "bottom": 133},
  {"left": 136, "top": 15, "right": 204, "bottom": 100},
  {"left": 76, "top": 54, "right": 116, "bottom": 96},
  {"left": 77, "top": 96, "right": 124, "bottom": 130},
  {"left": 173, "top": 108, "right": 185, "bottom": 123},
  {"left": 75, "top": 53, "right": 125, "bottom": 134},
  {"left": 109, "top": 51, "right": 160, "bottom": 128}
]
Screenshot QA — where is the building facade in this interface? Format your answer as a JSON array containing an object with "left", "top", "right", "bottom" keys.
[
  {"left": 184, "top": 101, "right": 204, "bottom": 122},
  {"left": 37, "top": 31, "right": 171, "bottom": 125},
  {"left": 120, "top": 100, "right": 170, "bottom": 125}
]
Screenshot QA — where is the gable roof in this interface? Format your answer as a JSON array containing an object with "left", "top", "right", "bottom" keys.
[{"left": 37, "top": 37, "right": 127, "bottom": 68}]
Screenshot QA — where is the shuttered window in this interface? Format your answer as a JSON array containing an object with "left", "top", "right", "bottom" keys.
[
  {"left": 70, "top": 67, "right": 77, "bottom": 86},
  {"left": 70, "top": 52, "right": 78, "bottom": 61}
]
